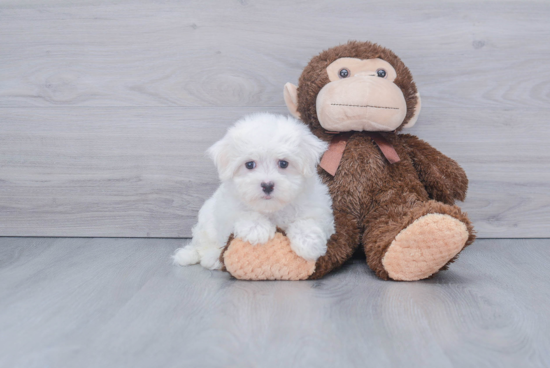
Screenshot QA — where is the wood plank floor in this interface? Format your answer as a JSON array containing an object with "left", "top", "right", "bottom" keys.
[{"left": 1, "top": 238, "right": 549, "bottom": 368}]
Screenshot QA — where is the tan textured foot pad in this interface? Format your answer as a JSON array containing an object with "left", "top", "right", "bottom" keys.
[
  {"left": 223, "top": 232, "right": 315, "bottom": 281},
  {"left": 382, "top": 214, "right": 469, "bottom": 281}
]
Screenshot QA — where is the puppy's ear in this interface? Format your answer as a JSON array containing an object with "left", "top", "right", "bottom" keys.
[
  {"left": 299, "top": 130, "right": 328, "bottom": 177},
  {"left": 207, "top": 135, "right": 235, "bottom": 181}
]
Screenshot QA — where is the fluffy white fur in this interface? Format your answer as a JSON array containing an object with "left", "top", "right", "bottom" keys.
[{"left": 173, "top": 113, "right": 335, "bottom": 270}]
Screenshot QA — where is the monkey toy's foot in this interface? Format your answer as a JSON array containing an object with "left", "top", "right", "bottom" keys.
[
  {"left": 382, "top": 213, "right": 471, "bottom": 281},
  {"left": 220, "top": 231, "right": 316, "bottom": 281}
]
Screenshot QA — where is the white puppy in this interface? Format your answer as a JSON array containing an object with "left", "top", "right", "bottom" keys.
[{"left": 173, "top": 113, "right": 335, "bottom": 270}]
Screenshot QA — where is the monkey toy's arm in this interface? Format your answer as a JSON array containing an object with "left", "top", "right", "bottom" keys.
[{"left": 400, "top": 134, "right": 468, "bottom": 205}]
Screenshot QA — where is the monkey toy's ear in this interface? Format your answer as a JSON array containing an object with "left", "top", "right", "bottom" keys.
[
  {"left": 402, "top": 92, "right": 422, "bottom": 129},
  {"left": 283, "top": 83, "right": 301, "bottom": 119}
]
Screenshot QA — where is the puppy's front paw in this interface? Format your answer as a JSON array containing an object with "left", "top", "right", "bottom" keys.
[
  {"left": 199, "top": 247, "right": 223, "bottom": 270},
  {"left": 287, "top": 222, "right": 328, "bottom": 261},
  {"left": 234, "top": 217, "right": 276, "bottom": 245},
  {"left": 173, "top": 246, "right": 200, "bottom": 266}
]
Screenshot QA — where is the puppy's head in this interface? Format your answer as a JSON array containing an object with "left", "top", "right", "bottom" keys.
[{"left": 208, "top": 113, "right": 327, "bottom": 213}]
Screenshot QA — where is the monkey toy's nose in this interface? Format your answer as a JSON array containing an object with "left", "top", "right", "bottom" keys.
[{"left": 261, "top": 182, "right": 275, "bottom": 195}]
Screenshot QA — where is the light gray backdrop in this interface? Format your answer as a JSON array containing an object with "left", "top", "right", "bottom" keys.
[{"left": 0, "top": 0, "right": 548, "bottom": 237}]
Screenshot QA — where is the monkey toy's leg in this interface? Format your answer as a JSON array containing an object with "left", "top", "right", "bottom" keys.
[
  {"left": 362, "top": 198, "right": 475, "bottom": 281},
  {"left": 220, "top": 209, "right": 361, "bottom": 280}
]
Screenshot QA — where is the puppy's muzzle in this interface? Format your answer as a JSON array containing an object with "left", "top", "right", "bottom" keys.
[{"left": 261, "top": 182, "right": 275, "bottom": 195}]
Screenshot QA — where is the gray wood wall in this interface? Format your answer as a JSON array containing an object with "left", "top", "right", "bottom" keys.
[{"left": 0, "top": 0, "right": 549, "bottom": 238}]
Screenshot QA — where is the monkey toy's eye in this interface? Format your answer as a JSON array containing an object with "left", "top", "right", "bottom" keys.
[
  {"left": 245, "top": 161, "right": 256, "bottom": 170},
  {"left": 339, "top": 68, "right": 350, "bottom": 78},
  {"left": 376, "top": 69, "right": 387, "bottom": 78},
  {"left": 278, "top": 160, "right": 289, "bottom": 169}
]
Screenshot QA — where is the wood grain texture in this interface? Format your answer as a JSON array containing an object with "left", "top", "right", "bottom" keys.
[
  {"left": 0, "top": 0, "right": 549, "bottom": 237},
  {"left": 1, "top": 106, "right": 549, "bottom": 237},
  {"left": 0, "top": 0, "right": 549, "bottom": 108},
  {"left": 0, "top": 237, "right": 549, "bottom": 368}
]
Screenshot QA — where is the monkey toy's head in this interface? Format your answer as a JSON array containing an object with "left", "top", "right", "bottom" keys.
[{"left": 284, "top": 41, "right": 421, "bottom": 141}]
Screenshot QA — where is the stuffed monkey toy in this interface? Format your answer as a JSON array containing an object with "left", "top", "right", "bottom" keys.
[{"left": 220, "top": 41, "right": 475, "bottom": 281}]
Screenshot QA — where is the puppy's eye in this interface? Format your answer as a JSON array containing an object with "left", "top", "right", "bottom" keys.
[
  {"left": 245, "top": 161, "right": 256, "bottom": 170},
  {"left": 278, "top": 160, "right": 289, "bottom": 169},
  {"left": 339, "top": 68, "right": 349, "bottom": 78},
  {"left": 377, "top": 69, "right": 387, "bottom": 78}
]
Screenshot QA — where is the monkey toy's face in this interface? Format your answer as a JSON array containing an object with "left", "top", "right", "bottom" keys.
[
  {"left": 284, "top": 42, "right": 422, "bottom": 135},
  {"left": 316, "top": 57, "right": 407, "bottom": 132}
]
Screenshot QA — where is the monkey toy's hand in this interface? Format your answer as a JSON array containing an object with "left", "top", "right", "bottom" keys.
[{"left": 220, "top": 230, "right": 316, "bottom": 281}]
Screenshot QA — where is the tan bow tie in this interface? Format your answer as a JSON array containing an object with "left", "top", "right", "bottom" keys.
[{"left": 320, "top": 131, "right": 401, "bottom": 176}]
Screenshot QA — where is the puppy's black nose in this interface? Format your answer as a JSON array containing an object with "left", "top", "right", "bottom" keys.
[{"left": 261, "top": 182, "right": 275, "bottom": 195}]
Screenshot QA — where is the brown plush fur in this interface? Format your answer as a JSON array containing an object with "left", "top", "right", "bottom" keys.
[
  {"left": 220, "top": 41, "right": 475, "bottom": 281},
  {"left": 297, "top": 41, "right": 419, "bottom": 144},
  {"left": 308, "top": 132, "right": 475, "bottom": 279},
  {"left": 302, "top": 41, "right": 475, "bottom": 279}
]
